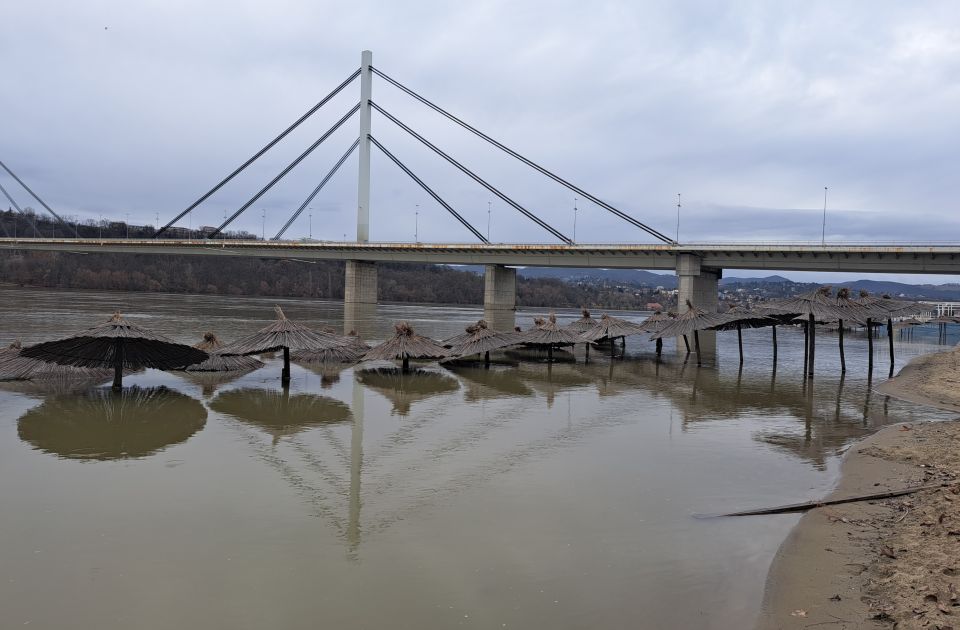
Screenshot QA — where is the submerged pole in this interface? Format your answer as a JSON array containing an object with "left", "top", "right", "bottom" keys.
[
  {"left": 401, "top": 355, "right": 410, "bottom": 372},
  {"left": 887, "top": 318, "right": 895, "bottom": 377},
  {"left": 693, "top": 330, "right": 702, "bottom": 367},
  {"left": 866, "top": 317, "right": 874, "bottom": 373},
  {"left": 802, "top": 321, "right": 809, "bottom": 376},
  {"left": 807, "top": 314, "right": 816, "bottom": 377},
  {"left": 282, "top": 346, "right": 291, "bottom": 385},
  {"left": 771, "top": 324, "right": 778, "bottom": 364},
  {"left": 736, "top": 322, "right": 743, "bottom": 365},
  {"left": 484, "top": 350, "right": 490, "bottom": 368},
  {"left": 585, "top": 342, "right": 590, "bottom": 362},
  {"left": 655, "top": 337, "right": 662, "bottom": 357},
  {"left": 112, "top": 338, "right": 124, "bottom": 390},
  {"left": 683, "top": 335, "right": 690, "bottom": 354},
  {"left": 838, "top": 319, "right": 846, "bottom": 373}
]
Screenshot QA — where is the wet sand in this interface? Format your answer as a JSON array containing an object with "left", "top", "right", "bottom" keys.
[{"left": 757, "top": 351, "right": 960, "bottom": 629}]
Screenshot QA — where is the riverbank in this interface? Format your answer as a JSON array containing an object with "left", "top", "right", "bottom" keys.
[{"left": 757, "top": 350, "right": 960, "bottom": 629}]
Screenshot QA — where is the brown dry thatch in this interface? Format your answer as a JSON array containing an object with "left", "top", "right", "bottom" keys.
[
  {"left": 291, "top": 344, "right": 366, "bottom": 364},
  {"left": 518, "top": 314, "right": 584, "bottom": 345},
  {"left": 447, "top": 319, "right": 521, "bottom": 358},
  {"left": 637, "top": 311, "right": 676, "bottom": 334},
  {"left": 363, "top": 322, "right": 450, "bottom": 365},
  {"left": 760, "top": 287, "right": 849, "bottom": 323},
  {"left": 709, "top": 306, "right": 778, "bottom": 331},
  {"left": 217, "top": 306, "right": 347, "bottom": 356},
  {"left": 854, "top": 290, "right": 928, "bottom": 319},
  {"left": 1, "top": 339, "right": 114, "bottom": 382},
  {"left": 183, "top": 332, "right": 265, "bottom": 373},
  {"left": 565, "top": 309, "right": 599, "bottom": 333},
  {"left": 581, "top": 313, "right": 648, "bottom": 342},
  {"left": 650, "top": 301, "right": 733, "bottom": 340},
  {"left": 19, "top": 313, "right": 208, "bottom": 388}
]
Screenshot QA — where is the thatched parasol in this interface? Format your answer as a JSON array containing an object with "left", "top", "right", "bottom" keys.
[
  {"left": 517, "top": 314, "right": 584, "bottom": 362},
  {"left": 650, "top": 301, "right": 732, "bottom": 366},
  {"left": 446, "top": 319, "right": 520, "bottom": 366},
  {"left": 362, "top": 322, "right": 449, "bottom": 372},
  {"left": 217, "top": 306, "right": 347, "bottom": 385},
  {"left": 182, "top": 332, "right": 264, "bottom": 373},
  {"left": 565, "top": 309, "right": 599, "bottom": 333},
  {"left": 292, "top": 329, "right": 370, "bottom": 365},
  {"left": 712, "top": 306, "right": 779, "bottom": 365},
  {"left": 580, "top": 313, "right": 649, "bottom": 359},
  {"left": 0, "top": 340, "right": 115, "bottom": 382},
  {"left": 761, "top": 287, "right": 848, "bottom": 377},
  {"left": 637, "top": 311, "right": 677, "bottom": 357},
  {"left": 19, "top": 312, "right": 208, "bottom": 389},
  {"left": 17, "top": 386, "right": 207, "bottom": 460},
  {"left": 854, "top": 290, "right": 926, "bottom": 375},
  {"left": 210, "top": 387, "right": 351, "bottom": 443},
  {"left": 356, "top": 367, "right": 459, "bottom": 416}
]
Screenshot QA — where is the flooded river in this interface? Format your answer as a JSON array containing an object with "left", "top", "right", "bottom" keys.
[{"left": 0, "top": 288, "right": 954, "bottom": 629}]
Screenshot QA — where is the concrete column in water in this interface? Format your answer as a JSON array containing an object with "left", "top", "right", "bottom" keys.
[
  {"left": 356, "top": 50, "right": 373, "bottom": 243},
  {"left": 675, "top": 254, "right": 721, "bottom": 356},
  {"left": 483, "top": 264, "right": 517, "bottom": 331},
  {"left": 345, "top": 260, "right": 377, "bottom": 304}
]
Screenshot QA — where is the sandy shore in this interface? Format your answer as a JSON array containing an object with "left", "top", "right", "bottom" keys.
[{"left": 756, "top": 350, "right": 960, "bottom": 629}]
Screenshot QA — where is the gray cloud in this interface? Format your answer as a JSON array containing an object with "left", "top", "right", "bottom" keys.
[{"left": 2, "top": 1, "right": 959, "bottom": 280}]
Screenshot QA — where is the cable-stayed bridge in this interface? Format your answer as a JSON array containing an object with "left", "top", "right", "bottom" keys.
[{"left": 2, "top": 50, "right": 959, "bottom": 329}]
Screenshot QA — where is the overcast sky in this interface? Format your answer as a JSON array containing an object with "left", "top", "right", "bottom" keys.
[{"left": 2, "top": 1, "right": 958, "bottom": 282}]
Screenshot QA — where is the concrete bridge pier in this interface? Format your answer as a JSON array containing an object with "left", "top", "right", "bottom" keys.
[
  {"left": 344, "top": 260, "right": 377, "bottom": 336},
  {"left": 483, "top": 264, "right": 517, "bottom": 331},
  {"left": 676, "top": 254, "right": 721, "bottom": 357}
]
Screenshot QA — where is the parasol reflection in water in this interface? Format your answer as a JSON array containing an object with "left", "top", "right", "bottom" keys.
[
  {"left": 17, "top": 386, "right": 207, "bottom": 460},
  {"left": 209, "top": 387, "right": 352, "bottom": 442},
  {"left": 355, "top": 367, "right": 459, "bottom": 416}
]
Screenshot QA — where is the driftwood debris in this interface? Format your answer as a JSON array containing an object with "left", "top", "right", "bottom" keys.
[{"left": 697, "top": 483, "right": 952, "bottom": 518}]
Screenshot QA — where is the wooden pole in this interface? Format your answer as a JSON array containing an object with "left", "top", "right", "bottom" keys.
[
  {"left": 282, "top": 346, "right": 291, "bottom": 385},
  {"left": 402, "top": 355, "right": 410, "bottom": 373},
  {"left": 585, "top": 343, "right": 590, "bottom": 362},
  {"left": 736, "top": 322, "right": 743, "bottom": 365},
  {"left": 683, "top": 335, "right": 690, "bottom": 353},
  {"left": 484, "top": 350, "right": 490, "bottom": 367},
  {"left": 866, "top": 317, "right": 874, "bottom": 373},
  {"left": 802, "top": 320, "right": 809, "bottom": 375},
  {"left": 112, "top": 338, "right": 124, "bottom": 390},
  {"left": 887, "top": 317, "right": 895, "bottom": 377},
  {"left": 549, "top": 345, "right": 554, "bottom": 362},
  {"left": 771, "top": 325, "right": 778, "bottom": 364},
  {"left": 693, "top": 330, "right": 702, "bottom": 367},
  {"left": 807, "top": 314, "right": 816, "bottom": 377},
  {"left": 838, "top": 319, "right": 846, "bottom": 373},
  {"left": 655, "top": 337, "right": 662, "bottom": 357}
]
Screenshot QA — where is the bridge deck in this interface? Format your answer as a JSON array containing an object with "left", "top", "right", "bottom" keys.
[{"left": 2, "top": 238, "right": 960, "bottom": 274}]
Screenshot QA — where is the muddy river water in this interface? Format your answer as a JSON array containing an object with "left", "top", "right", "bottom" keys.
[{"left": 0, "top": 288, "right": 953, "bottom": 629}]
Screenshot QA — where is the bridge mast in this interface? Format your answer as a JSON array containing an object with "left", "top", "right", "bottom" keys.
[{"left": 357, "top": 50, "right": 373, "bottom": 243}]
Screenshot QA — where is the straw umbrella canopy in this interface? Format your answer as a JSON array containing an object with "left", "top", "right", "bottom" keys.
[
  {"left": 710, "top": 306, "right": 780, "bottom": 365},
  {"left": 446, "top": 319, "right": 521, "bottom": 366},
  {"left": 637, "top": 311, "right": 676, "bottom": 357},
  {"left": 218, "top": 306, "right": 347, "bottom": 385},
  {"left": 363, "top": 322, "right": 449, "bottom": 372},
  {"left": 650, "top": 301, "right": 732, "bottom": 366},
  {"left": 210, "top": 387, "right": 351, "bottom": 443},
  {"left": 293, "top": 330, "right": 370, "bottom": 365},
  {"left": 17, "top": 387, "right": 207, "bottom": 460},
  {"left": 19, "top": 312, "right": 208, "bottom": 389},
  {"left": 854, "top": 290, "right": 926, "bottom": 375},
  {"left": 517, "top": 314, "right": 584, "bottom": 362},
  {"left": 761, "top": 287, "right": 848, "bottom": 377},
  {"left": 182, "top": 332, "right": 264, "bottom": 372},
  {"left": 356, "top": 367, "right": 459, "bottom": 416},
  {"left": 580, "top": 313, "right": 649, "bottom": 359},
  {"left": 0, "top": 340, "right": 114, "bottom": 382},
  {"left": 565, "top": 309, "right": 599, "bottom": 334}
]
